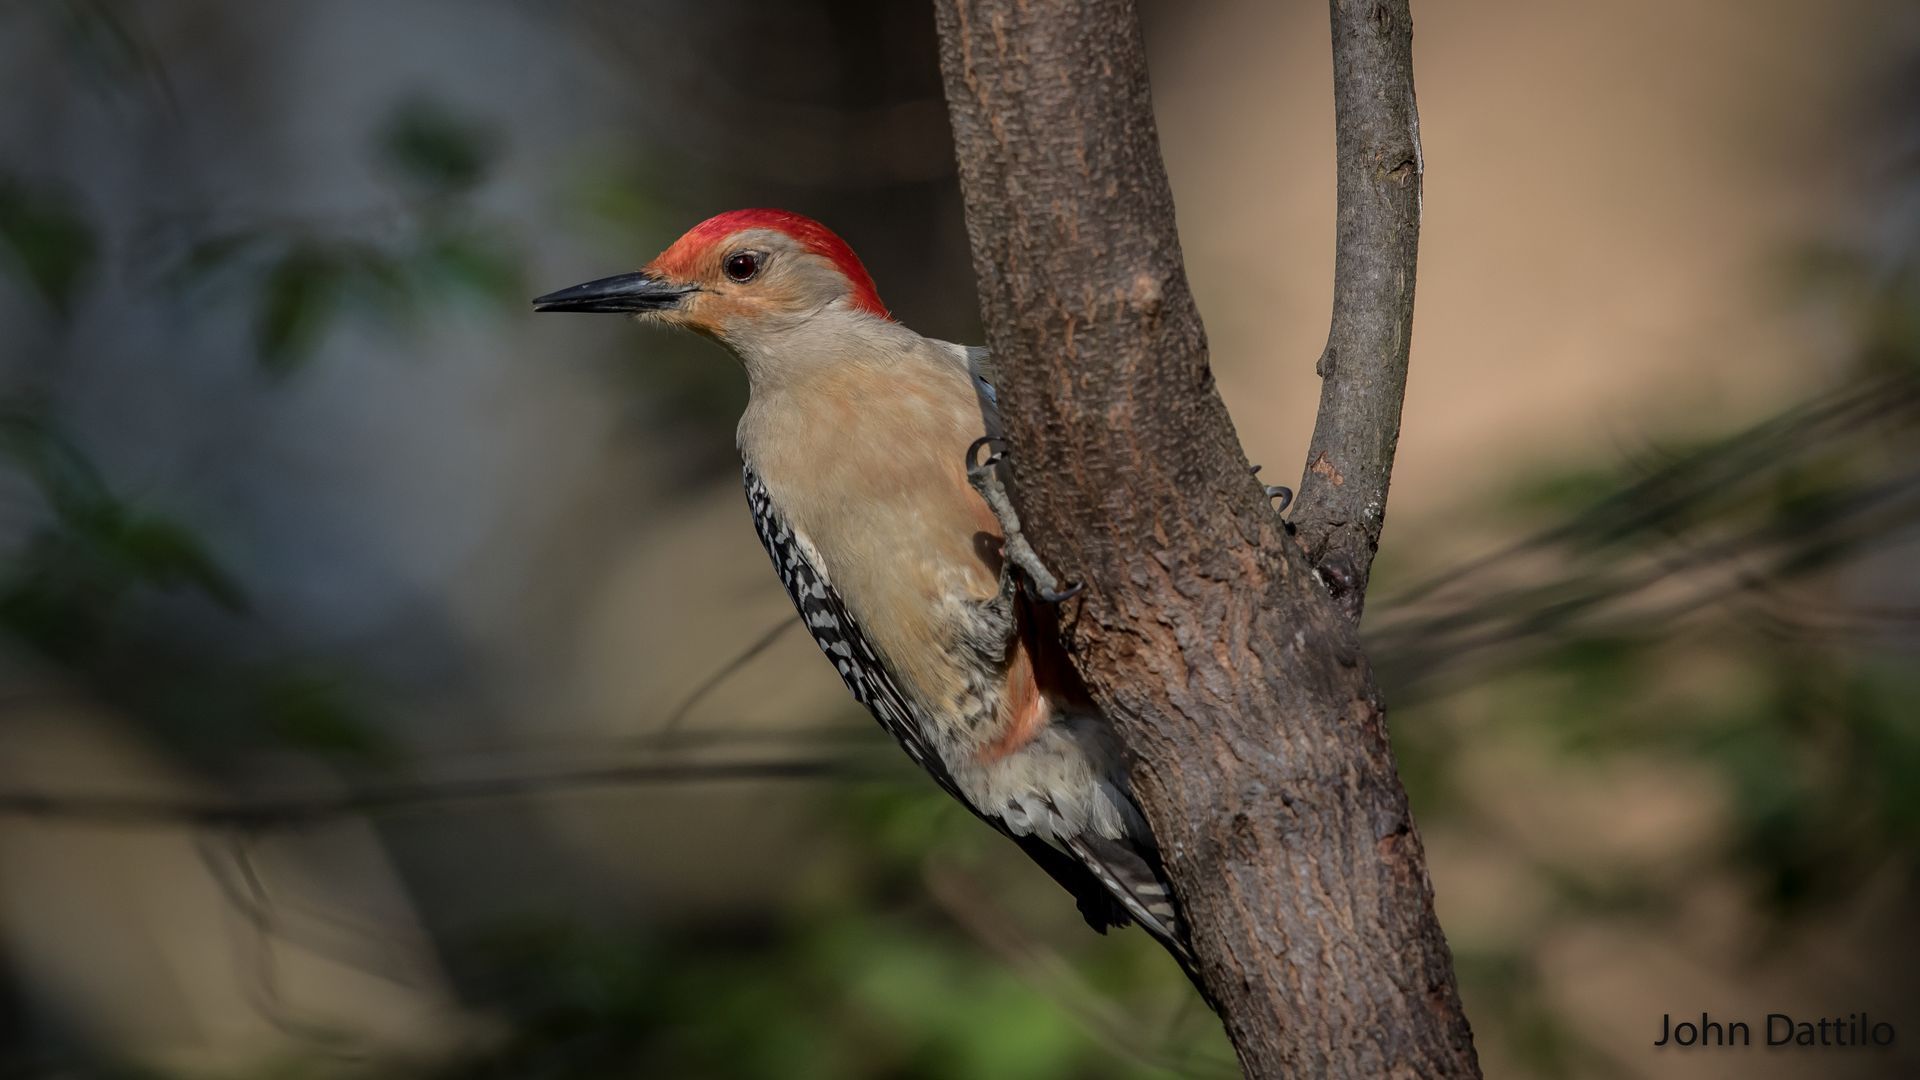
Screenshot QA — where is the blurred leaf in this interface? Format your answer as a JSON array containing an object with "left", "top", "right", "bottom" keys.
[
  {"left": 48, "top": 0, "right": 176, "bottom": 108},
  {"left": 0, "top": 175, "right": 97, "bottom": 317},
  {"left": 337, "top": 244, "right": 421, "bottom": 329},
  {"left": 422, "top": 230, "right": 525, "bottom": 303},
  {"left": 0, "top": 533, "right": 124, "bottom": 659},
  {"left": 1501, "top": 463, "right": 1620, "bottom": 518},
  {"left": 378, "top": 98, "right": 498, "bottom": 200},
  {"left": 259, "top": 669, "right": 400, "bottom": 767},
  {"left": 105, "top": 512, "right": 248, "bottom": 611},
  {"left": 255, "top": 245, "right": 344, "bottom": 375},
  {"left": 164, "top": 228, "right": 270, "bottom": 290},
  {"left": 0, "top": 408, "right": 247, "bottom": 651},
  {"left": 1712, "top": 722, "right": 1831, "bottom": 909},
  {"left": 148, "top": 101, "right": 525, "bottom": 379},
  {"left": 0, "top": 407, "right": 115, "bottom": 521},
  {"left": 1846, "top": 664, "right": 1920, "bottom": 843}
]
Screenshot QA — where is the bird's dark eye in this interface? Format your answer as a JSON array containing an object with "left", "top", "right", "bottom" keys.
[{"left": 723, "top": 251, "right": 762, "bottom": 283}]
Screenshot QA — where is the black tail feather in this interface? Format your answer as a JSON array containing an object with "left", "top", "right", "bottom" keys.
[{"left": 1007, "top": 827, "right": 1209, "bottom": 1000}]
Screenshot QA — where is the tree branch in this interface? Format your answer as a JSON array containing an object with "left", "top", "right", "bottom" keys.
[
  {"left": 932, "top": 0, "right": 1477, "bottom": 1075},
  {"left": 0, "top": 758, "right": 849, "bottom": 827},
  {"left": 1291, "top": 0, "right": 1424, "bottom": 622}
]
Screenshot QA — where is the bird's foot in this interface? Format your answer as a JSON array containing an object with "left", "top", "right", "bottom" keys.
[
  {"left": 1249, "top": 464, "right": 1293, "bottom": 513},
  {"left": 967, "top": 437, "right": 1083, "bottom": 604}
]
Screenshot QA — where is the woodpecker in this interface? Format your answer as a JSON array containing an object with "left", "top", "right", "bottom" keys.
[{"left": 534, "top": 209, "right": 1191, "bottom": 969}]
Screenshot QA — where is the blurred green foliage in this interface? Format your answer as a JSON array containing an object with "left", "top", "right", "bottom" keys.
[
  {"left": 1365, "top": 225, "right": 1920, "bottom": 1074},
  {"left": 169, "top": 98, "right": 524, "bottom": 375},
  {"left": 405, "top": 779, "right": 1235, "bottom": 1080},
  {"left": 1450, "top": 948, "right": 1583, "bottom": 1080},
  {"left": 0, "top": 409, "right": 244, "bottom": 654},
  {"left": 44, "top": 0, "right": 175, "bottom": 106},
  {"left": 379, "top": 99, "right": 500, "bottom": 203},
  {"left": 0, "top": 175, "right": 97, "bottom": 318},
  {"left": 0, "top": 405, "right": 401, "bottom": 772}
]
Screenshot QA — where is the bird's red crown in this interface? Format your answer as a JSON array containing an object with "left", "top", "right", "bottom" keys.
[{"left": 649, "top": 209, "right": 890, "bottom": 320}]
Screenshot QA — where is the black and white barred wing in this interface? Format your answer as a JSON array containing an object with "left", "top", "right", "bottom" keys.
[
  {"left": 740, "top": 465, "right": 1141, "bottom": 937},
  {"left": 742, "top": 466, "right": 950, "bottom": 788}
]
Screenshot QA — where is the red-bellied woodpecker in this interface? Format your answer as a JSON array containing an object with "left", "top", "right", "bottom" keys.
[{"left": 534, "top": 209, "right": 1191, "bottom": 969}]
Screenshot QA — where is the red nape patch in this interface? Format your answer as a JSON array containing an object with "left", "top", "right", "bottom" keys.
[{"left": 649, "top": 208, "right": 891, "bottom": 319}]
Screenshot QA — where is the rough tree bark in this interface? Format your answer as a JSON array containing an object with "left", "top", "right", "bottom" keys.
[
  {"left": 932, "top": 1, "right": 1478, "bottom": 1076},
  {"left": 1292, "top": 0, "right": 1425, "bottom": 621}
]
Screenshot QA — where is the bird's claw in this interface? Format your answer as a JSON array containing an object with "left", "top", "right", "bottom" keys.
[
  {"left": 966, "top": 437, "right": 1083, "bottom": 606},
  {"left": 1250, "top": 464, "right": 1293, "bottom": 513},
  {"left": 1026, "top": 579, "right": 1084, "bottom": 604},
  {"left": 967, "top": 436, "right": 1006, "bottom": 478}
]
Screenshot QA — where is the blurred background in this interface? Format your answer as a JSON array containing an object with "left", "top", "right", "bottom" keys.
[{"left": 0, "top": 1, "right": 1916, "bottom": 1077}]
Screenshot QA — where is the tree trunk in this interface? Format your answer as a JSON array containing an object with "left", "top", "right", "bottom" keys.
[{"left": 930, "top": 0, "right": 1479, "bottom": 1075}]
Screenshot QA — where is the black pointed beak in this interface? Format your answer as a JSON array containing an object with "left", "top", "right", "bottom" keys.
[{"left": 532, "top": 272, "right": 697, "bottom": 314}]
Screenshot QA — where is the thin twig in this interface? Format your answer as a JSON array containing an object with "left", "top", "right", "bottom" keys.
[
  {"left": 659, "top": 617, "right": 796, "bottom": 734},
  {"left": 0, "top": 758, "right": 855, "bottom": 827}
]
